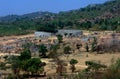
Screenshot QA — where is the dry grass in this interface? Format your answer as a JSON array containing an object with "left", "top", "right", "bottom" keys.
[{"left": 41, "top": 52, "right": 120, "bottom": 75}]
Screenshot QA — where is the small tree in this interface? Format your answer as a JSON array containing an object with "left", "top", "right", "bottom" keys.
[
  {"left": 64, "top": 46, "right": 71, "bottom": 54},
  {"left": 91, "top": 37, "right": 97, "bottom": 52},
  {"left": 76, "top": 43, "right": 82, "bottom": 51},
  {"left": 85, "top": 61, "right": 107, "bottom": 73},
  {"left": 104, "top": 58, "right": 120, "bottom": 79},
  {"left": 64, "top": 33, "right": 68, "bottom": 37},
  {"left": 70, "top": 59, "right": 78, "bottom": 72},
  {"left": 38, "top": 44, "right": 48, "bottom": 57},
  {"left": 85, "top": 43, "right": 89, "bottom": 52},
  {"left": 57, "top": 34, "right": 63, "bottom": 43},
  {"left": 56, "top": 58, "right": 67, "bottom": 76},
  {"left": 69, "top": 33, "right": 73, "bottom": 37},
  {"left": 49, "top": 44, "right": 60, "bottom": 58}
]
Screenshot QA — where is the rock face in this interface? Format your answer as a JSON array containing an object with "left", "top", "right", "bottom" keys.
[
  {"left": 35, "top": 31, "right": 52, "bottom": 39},
  {"left": 57, "top": 30, "right": 83, "bottom": 37},
  {"left": 35, "top": 30, "right": 83, "bottom": 39}
]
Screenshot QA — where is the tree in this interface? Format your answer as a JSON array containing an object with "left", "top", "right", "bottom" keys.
[
  {"left": 64, "top": 46, "right": 71, "bottom": 54},
  {"left": 22, "top": 58, "right": 46, "bottom": 76},
  {"left": 85, "top": 61, "right": 107, "bottom": 73},
  {"left": 36, "top": 22, "right": 58, "bottom": 33},
  {"left": 76, "top": 43, "right": 82, "bottom": 51},
  {"left": 22, "top": 43, "right": 32, "bottom": 50},
  {"left": 7, "top": 56, "right": 22, "bottom": 78},
  {"left": 85, "top": 43, "right": 89, "bottom": 52},
  {"left": 91, "top": 37, "right": 97, "bottom": 52},
  {"left": 85, "top": 61, "right": 107, "bottom": 79},
  {"left": 86, "top": 21, "right": 92, "bottom": 30},
  {"left": 104, "top": 58, "right": 120, "bottom": 79},
  {"left": 7, "top": 49, "right": 31, "bottom": 78},
  {"left": 49, "top": 44, "right": 60, "bottom": 58},
  {"left": 58, "top": 20, "right": 64, "bottom": 29},
  {"left": 56, "top": 58, "right": 67, "bottom": 76},
  {"left": 19, "top": 49, "right": 31, "bottom": 60},
  {"left": 57, "top": 34, "right": 63, "bottom": 43},
  {"left": 70, "top": 59, "right": 78, "bottom": 72},
  {"left": 38, "top": 44, "right": 48, "bottom": 57},
  {"left": 69, "top": 33, "right": 73, "bottom": 38},
  {"left": 0, "top": 62, "right": 7, "bottom": 78},
  {"left": 8, "top": 50, "right": 46, "bottom": 78},
  {"left": 64, "top": 33, "right": 68, "bottom": 37},
  {"left": 0, "top": 62, "right": 6, "bottom": 70}
]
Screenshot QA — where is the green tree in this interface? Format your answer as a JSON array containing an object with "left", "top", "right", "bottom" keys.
[
  {"left": 85, "top": 61, "right": 107, "bottom": 79},
  {"left": 56, "top": 59, "right": 67, "bottom": 76},
  {"left": 8, "top": 49, "right": 46, "bottom": 78},
  {"left": 64, "top": 33, "right": 68, "bottom": 37},
  {"left": 57, "top": 34, "right": 63, "bottom": 43},
  {"left": 76, "top": 43, "right": 82, "bottom": 51},
  {"left": 22, "top": 58, "right": 46, "bottom": 76},
  {"left": 19, "top": 49, "right": 31, "bottom": 60},
  {"left": 22, "top": 43, "right": 32, "bottom": 50},
  {"left": 7, "top": 49, "right": 31, "bottom": 78},
  {"left": 91, "top": 37, "right": 97, "bottom": 52},
  {"left": 104, "top": 58, "right": 120, "bottom": 79},
  {"left": 64, "top": 46, "right": 71, "bottom": 54},
  {"left": 85, "top": 61, "right": 107, "bottom": 73},
  {"left": 38, "top": 44, "right": 48, "bottom": 57},
  {"left": 85, "top": 43, "right": 89, "bottom": 52},
  {"left": 49, "top": 44, "right": 60, "bottom": 58},
  {"left": 70, "top": 59, "right": 78, "bottom": 72},
  {"left": 7, "top": 56, "right": 22, "bottom": 78}
]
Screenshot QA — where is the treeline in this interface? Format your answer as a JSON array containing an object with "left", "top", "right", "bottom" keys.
[{"left": 0, "top": 0, "right": 120, "bottom": 36}]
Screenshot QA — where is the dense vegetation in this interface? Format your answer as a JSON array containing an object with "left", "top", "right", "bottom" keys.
[{"left": 0, "top": 0, "right": 120, "bottom": 36}]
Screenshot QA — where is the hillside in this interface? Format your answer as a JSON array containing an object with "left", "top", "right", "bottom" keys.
[
  {"left": 0, "top": 0, "right": 120, "bottom": 36},
  {"left": 0, "top": 11, "right": 55, "bottom": 22}
]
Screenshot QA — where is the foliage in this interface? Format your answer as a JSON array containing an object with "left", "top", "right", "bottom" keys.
[
  {"left": 91, "top": 37, "right": 97, "bottom": 52},
  {"left": 22, "top": 43, "right": 32, "bottom": 50},
  {"left": 22, "top": 58, "right": 46, "bottom": 75},
  {"left": 85, "top": 43, "right": 89, "bottom": 52},
  {"left": 19, "top": 49, "right": 31, "bottom": 60},
  {"left": 0, "top": 62, "right": 6, "bottom": 70},
  {"left": 55, "top": 59, "right": 67, "bottom": 76},
  {"left": 38, "top": 44, "right": 48, "bottom": 57},
  {"left": 49, "top": 44, "right": 60, "bottom": 58},
  {"left": 76, "top": 43, "right": 82, "bottom": 50},
  {"left": 36, "top": 22, "right": 58, "bottom": 33},
  {"left": 64, "top": 46, "right": 71, "bottom": 54},
  {"left": 70, "top": 59, "right": 78, "bottom": 65},
  {"left": 85, "top": 61, "right": 107, "bottom": 72},
  {"left": 57, "top": 34, "right": 63, "bottom": 43},
  {"left": 103, "top": 58, "right": 120, "bottom": 79},
  {"left": 70, "top": 59, "right": 78, "bottom": 72},
  {"left": 7, "top": 48, "right": 46, "bottom": 78}
]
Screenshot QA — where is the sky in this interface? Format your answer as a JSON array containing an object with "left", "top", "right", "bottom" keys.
[{"left": 0, "top": 0, "right": 108, "bottom": 16}]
